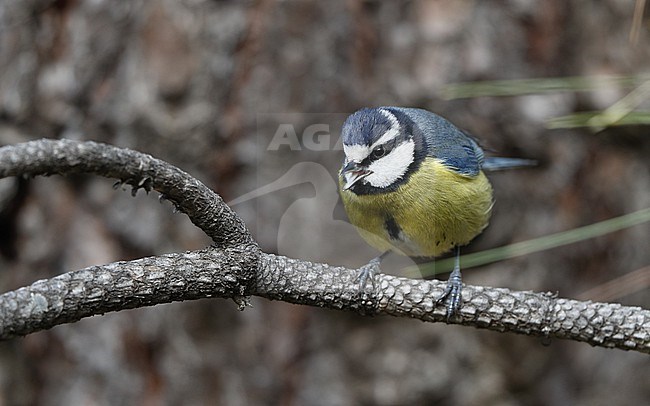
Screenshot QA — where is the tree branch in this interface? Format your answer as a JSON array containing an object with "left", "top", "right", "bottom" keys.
[
  {"left": 1, "top": 250, "right": 648, "bottom": 352},
  {"left": 0, "top": 140, "right": 648, "bottom": 353},
  {"left": 255, "top": 254, "right": 650, "bottom": 353},
  {"left": 0, "top": 139, "right": 255, "bottom": 248},
  {"left": 0, "top": 247, "right": 256, "bottom": 338}
]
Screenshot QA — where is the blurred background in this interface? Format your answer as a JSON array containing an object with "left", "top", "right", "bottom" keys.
[{"left": 1, "top": 0, "right": 649, "bottom": 405}]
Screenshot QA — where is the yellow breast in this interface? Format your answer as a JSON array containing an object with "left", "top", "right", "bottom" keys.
[{"left": 339, "top": 158, "right": 493, "bottom": 257}]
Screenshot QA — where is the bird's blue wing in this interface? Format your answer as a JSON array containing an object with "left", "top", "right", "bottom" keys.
[{"left": 388, "top": 107, "right": 484, "bottom": 177}]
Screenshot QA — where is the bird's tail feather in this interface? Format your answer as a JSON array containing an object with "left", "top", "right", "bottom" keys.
[{"left": 482, "top": 157, "right": 537, "bottom": 171}]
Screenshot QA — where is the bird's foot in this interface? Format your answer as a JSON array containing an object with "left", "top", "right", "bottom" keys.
[
  {"left": 357, "top": 256, "right": 382, "bottom": 295},
  {"left": 435, "top": 266, "right": 462, "bottom": 319}
]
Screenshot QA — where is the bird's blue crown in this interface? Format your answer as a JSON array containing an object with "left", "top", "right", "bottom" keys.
[{"left": 341, "top": 108, "right": 395, "bottom": 147}]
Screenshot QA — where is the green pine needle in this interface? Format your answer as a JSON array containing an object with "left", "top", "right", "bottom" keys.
[
  {"left": 415, "top": 207, "right": 650, "bottom": 277},
  {"left": 441, "top": 75, "right": 643, "bottom": 99},
  {"left": 546, "top": 111, "right": 650, "bottom": 129}
]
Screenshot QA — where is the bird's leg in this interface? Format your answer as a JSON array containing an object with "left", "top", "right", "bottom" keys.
[
  {"left": 357, "top": 251, "right": 389, "bottom": 293},
  {"left": 435, "top": 247, "right": 463, "bottom": 319}
]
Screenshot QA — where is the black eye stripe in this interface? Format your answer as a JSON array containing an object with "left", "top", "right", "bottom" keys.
[
  {"left": 371, "top": 145, "right": 386, "bottom": 159},
  {"left": 376, "top": 142, "right": 395, "bottom": 155},
  {"left": 362, "top": 140, "right": 397, "bottom": 165}
]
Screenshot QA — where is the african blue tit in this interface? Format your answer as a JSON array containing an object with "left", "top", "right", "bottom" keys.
[{"left": 338, "top": 107, "right": 534, "bottom": 317}]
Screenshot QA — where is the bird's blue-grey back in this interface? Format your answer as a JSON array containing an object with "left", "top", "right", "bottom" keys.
[{"left": 386, "top": 107, "right": 484, "bottom": 177}]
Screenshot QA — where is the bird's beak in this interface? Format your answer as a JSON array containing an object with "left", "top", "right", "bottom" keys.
[{"left": 341, "top": 161, "right": 371, "bottom": 190}]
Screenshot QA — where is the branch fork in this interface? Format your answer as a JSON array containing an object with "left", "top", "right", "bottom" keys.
[{"left": 0, "top": 139, "right": 648, "bottom": 353}]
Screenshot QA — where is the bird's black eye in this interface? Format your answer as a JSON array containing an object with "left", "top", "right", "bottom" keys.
[{"left": 371, "top": 145, "right": 386, "bottom": 160}]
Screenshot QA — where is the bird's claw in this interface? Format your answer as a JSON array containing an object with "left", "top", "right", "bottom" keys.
[
  {"left": 356, "top": 257, "right": 382, "bottom": 294},
  {"left": 435, "top": 267, "right": 462, "bottom": 319}
]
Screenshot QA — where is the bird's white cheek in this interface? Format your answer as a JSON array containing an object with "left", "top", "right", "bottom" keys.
[{"left": 366, "top": 140, "right": 415, "bottom": 188}]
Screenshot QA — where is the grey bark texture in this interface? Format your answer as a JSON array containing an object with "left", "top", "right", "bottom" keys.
[{"left": 1, "top": 139, "right": 648, "bottom": 353}]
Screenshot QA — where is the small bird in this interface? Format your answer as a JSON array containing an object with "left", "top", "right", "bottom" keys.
[{"left": 338, "top": 107, "right": 534, "bottom": 317}]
